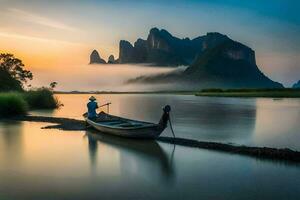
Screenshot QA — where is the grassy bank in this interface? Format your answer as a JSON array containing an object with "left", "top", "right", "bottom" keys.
[
  {"left": 195, "top": 88, "right": 300, "bottom": 98},
  {"left": 0, "top": 93, "right": 28, "bottom": 117},
  {"left": 23, "top": 88, "right": 60, "bottom": 109},
  {"left": 0, "top": 88, "right": 60, "bottom": 117}
]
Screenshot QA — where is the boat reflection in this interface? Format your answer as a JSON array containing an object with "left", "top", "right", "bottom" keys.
[{"left": 85, "top": 130, "right": 175, "bottom": 180}]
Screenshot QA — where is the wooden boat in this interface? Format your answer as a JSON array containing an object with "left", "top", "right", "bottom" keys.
[{"left": 83, "top": 105, "right": 171, "bottom": 139}]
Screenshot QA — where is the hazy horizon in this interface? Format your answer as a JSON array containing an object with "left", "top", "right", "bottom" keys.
[
  {"left": 30, "top": 64, "right": 186, "bottom": 91},
  {"left": 1, "top": 0, "right": 300, "bottom": 89}
]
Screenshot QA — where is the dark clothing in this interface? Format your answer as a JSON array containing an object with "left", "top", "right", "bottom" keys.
[{"left": 87, "top": 101, "right": 98, "bottom": 119}]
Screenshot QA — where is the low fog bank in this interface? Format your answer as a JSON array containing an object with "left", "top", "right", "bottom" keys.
[{"left": 31, "top": 64, "right": 188, "bottom": 91}]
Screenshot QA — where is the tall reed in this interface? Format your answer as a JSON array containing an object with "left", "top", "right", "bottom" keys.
[
  {"left": 23, "top": 88, "right": 60, "bottom": 109},
  {"left": 0, "top": 93, "right": 28, "bottom": 117}
]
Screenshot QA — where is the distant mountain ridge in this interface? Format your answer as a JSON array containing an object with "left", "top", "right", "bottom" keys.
[
  {"left": 182, "top": 40, "right": 283, "bottom": 88},
  {"left": 118, "top": 28, "right": 230, "bottom": 66},
  {"left": 89, "top": 50, "right": 106, "bottom": 64},
  {"left": 90, "top": 28, "right": 230, "bottom": 65},
  {"left": 91, "top": 27, "right": 283, "bottom": 88},
  {"left": 292, "top": 80, "right": 300, "bottom": 88}
]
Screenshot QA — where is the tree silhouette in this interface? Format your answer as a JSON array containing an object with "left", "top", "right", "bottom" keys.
[
  {"left": 0, "top": 53, "right": 33, "bottom": 89},
  {"left": 50, "top": 82, "right": 58, "bottom": 90}
]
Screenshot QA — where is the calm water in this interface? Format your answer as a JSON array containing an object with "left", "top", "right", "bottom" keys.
[
  {"left": 33, "top": 94, "right": 300, "bottom": 150},
  {"left": 1, "top": 94, "right": 300, "bottom": 200}
]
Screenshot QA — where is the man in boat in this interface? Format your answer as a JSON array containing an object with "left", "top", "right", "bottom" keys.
[{"left": 87, "top": 96, "right": 99, "bottom": 120}]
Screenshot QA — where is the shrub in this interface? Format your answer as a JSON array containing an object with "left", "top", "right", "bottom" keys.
[
  {"left": 23, "top": 88, "right": 60, "bottom": 109},
  {"left": 0, "top": 93, "right": 28, "bottom": 117}
]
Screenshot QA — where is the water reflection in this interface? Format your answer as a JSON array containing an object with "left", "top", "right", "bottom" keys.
[
  {"left": 118, "top": 95, "right": 257, "bottom": 143},
  {"left": 254, "top": 99, "right": 300, "bottom": 149},
  {"left": 85, "top": 130, "right": 174, "bottom": 180},
  {"left": 0, "top": 121, "right": 24, "bottom": 164},
  {"left": 86, "top": 133, "right": 98, "bottom": 170},
  {"left": 173, "top": 97, "right": 257, "bottom": 142},
  {"left": 29, "top": 108, "right": 55, "bottom": 117},
  {"left": 33, "top": 94, "right": 300, "bottom": 149},
  {"left": 0, "top": 95, "right": 299, "bottom": 200}
]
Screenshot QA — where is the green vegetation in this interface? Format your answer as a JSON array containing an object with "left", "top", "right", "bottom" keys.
[
  {"left": 0, "top": 89, "right": 60, "bottom": 117},
  {"left": 0, "top": 93, "right": 28, "bottom": 117},
  {"left": 0, "top": 53, "right": 33, "bottom": 91},
  {"left": 0, "top": 69, "right": 23, "bottom": 91},
  {"left": 0, "top": 53, "right": 59, "bottom": 117},
  {"left": 23, "top": 88, "right": 60, "bottom": 109},
  {"left": 196, "top": 88, "right": 300, "bottom": 98}
]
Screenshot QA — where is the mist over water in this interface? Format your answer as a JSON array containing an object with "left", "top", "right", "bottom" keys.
[{"left": 31, "top": 64, "right": 186, "bottom": 91}]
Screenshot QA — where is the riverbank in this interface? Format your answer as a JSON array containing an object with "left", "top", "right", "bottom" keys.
[
  {"left": 10, "top": 115, "right": 300, "bottom": 164},
  {"left": 195, "top": 88, "right": 300, "bottom": 98},
  {"left": 0, "top": 89, "right": 60, "bottom": 117},
  {"left": 54, "top": 91, "right": 195, "bottom": 95},
  {"left": 55, "top": 88, "right": 300, "bottom": 98}
]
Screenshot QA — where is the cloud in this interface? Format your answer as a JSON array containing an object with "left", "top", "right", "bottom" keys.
[
  {"left": 7, "top": 8, "right": 78, "bottom": 32},
  {"left": 0, "top": 30, "right": 86, "bottom": 46}
]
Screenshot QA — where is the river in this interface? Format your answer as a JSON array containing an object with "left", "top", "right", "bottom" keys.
[{"left": 0, "top": 94, "right": 300, "bottom": 200}]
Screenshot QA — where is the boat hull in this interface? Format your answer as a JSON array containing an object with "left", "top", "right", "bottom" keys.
[{"left": 84, "top": 113, "right": 165, "bottom": 139}]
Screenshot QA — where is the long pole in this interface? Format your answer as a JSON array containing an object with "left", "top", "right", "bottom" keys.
[
  {"left": 99, "top": 102, "right": 111, "bottom": 113},
  {"left": 168, "top": 116, "right": 176, "bottom": 138}
]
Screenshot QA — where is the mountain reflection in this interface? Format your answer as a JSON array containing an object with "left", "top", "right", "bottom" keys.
[{"left": 118, "top": 96, "right": 257, "bottom": 142}]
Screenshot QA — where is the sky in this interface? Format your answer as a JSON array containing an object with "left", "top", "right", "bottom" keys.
[{"left": 0, "top": 0, "right": 300, "bottom": 89}]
